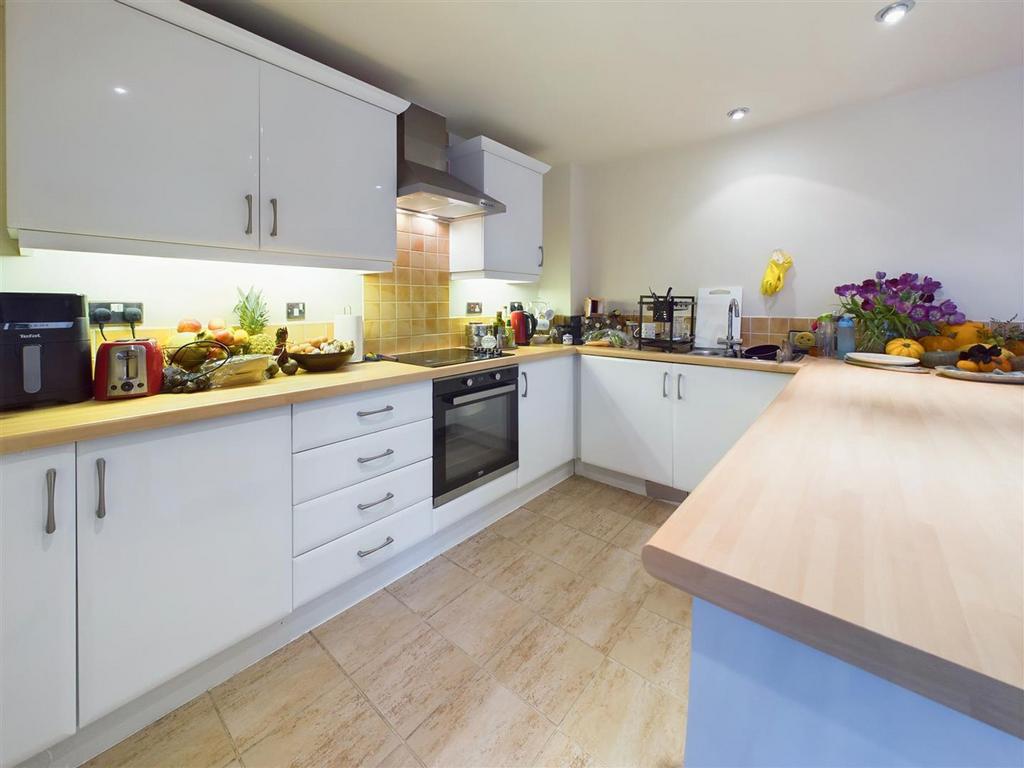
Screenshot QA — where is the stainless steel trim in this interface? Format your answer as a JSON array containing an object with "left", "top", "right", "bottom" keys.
[
  {"left": 662, "top": 371, "right": 669, "bottom": 398},
  {"left": 521, "top": 371, "right": 528, "bottom": 398},
  {"left": 357, "top": 536, "right": 394, "bottom": 558},
  {"left": 451, "top": 383, "right": 516, "bottom": 406},
  {"left": 357, "top": 448, "right": 394, "bottom": 464},
  {"left": 538, "top": 245, "right": 544, "bottom": 267},
  {"left": 270, "top": 198, "right": 279, "bottom": 237},
  {"left": 357, "top": 492, "right": 394, "bottom": 511},
  {"left": 244, "top": 194, "right": 253, "bottom": 235},
  {"left": 357, "top": 405, "right": 394, "bottom": 418},
  {"left": 45, "top": 468, "right": 56, "bottom": 534},
  {"left": 433, "top": 462, "right": 518, "bottom": 508},
  {"left": 95, "top": 458, "right": 106, "bottom": 519}
]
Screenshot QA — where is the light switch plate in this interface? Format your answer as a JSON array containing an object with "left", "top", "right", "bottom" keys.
[{"left": 287, "top": 302, "right": 306, "bottom": 320}]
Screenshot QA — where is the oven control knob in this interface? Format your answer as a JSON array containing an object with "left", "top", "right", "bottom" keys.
[
  {"left": 493, "top": 372, "right": 501, "bottom": 380},
  {"left": 464, "top": 377, "right": 473, "bottom": 387}
]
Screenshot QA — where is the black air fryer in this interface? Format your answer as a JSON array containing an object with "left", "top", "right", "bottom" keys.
[{"left": 1, "top": 293, "right": 92, "bottom": 410}]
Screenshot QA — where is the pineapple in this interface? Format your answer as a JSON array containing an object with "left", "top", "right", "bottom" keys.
[{"left": 234, "top": 286, "right": 274, "bottom": 354}]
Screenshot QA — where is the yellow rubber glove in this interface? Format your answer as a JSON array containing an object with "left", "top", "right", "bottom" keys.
[{"left": 761, "top": 249, "right": 793, "bottom": 296}]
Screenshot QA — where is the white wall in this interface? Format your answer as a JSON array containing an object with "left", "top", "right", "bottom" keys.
[
  {"left": 0, "top": 249, "right": 363, "bottom": 327},
  {"left": 578, "top": 67, "right": 1024, "bottom": 320}
]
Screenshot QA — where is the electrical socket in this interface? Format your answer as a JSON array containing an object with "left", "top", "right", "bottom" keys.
[
  {"left": 88, "top": 301, "right": 144, "bottom": 325},
  {"left": 287, "top": 302, "right": 306, "bottom": 320},
  {"left": 466, "top": 302, "right": 483, "bottom": 315}
]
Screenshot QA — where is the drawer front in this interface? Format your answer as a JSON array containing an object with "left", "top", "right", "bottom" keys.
[
  {"left": 293, "top": 419, "right": 432, "bottom": 504},
  {"left": 293, "top": 498, "right": 433, "bottom": 606},
  {"left": 293, "top": 458, "right": 432, "bottom": 556},
  {"left": 292, "top": 382, "right": 431, "bottom": 452},
  {"left": 433, "top": 469, "right": 517, "bottom": 533}
]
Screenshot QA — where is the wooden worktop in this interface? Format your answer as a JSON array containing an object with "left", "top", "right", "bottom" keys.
[
  {"left": 0, "top": 344, "right": 800, "bottom": 455},
  {"left": 643, "top": 359, "right": 1024, "bottom": 737}
]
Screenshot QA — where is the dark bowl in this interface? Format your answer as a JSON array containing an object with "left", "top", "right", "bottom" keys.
[
  {"left": 742, "top": 344, "right": 780, "bottom": 361},
  {"left": 288, "top": 349, "right": 356, "bottom": 372}
]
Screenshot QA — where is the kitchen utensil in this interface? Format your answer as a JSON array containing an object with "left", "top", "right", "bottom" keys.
[
  {"left": 94, "top": 337, "right": 163, "bottom": 399},
  {"left": 511, "top": 310, "right": 537, "bottom": 345},
  {"left": 742, "top": 344, "right": 781, "bottom": 361},
  {"left": 288, "top": 348, "right": 356, "bottom": 372},
  {"left": 694, "top": 287, "right": 742, "bottom": 349},
  {"left": 844, "top": 358, "right": 930, "bottom": 374},
  {"left": 845, "top": 352, "right": 919, "bottom": 367},
  {"left": 935, "top": 366, "right": 1024, "bottom": 384}
]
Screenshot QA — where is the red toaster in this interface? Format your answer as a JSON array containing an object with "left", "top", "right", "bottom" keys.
[{"left": 93, "top": 338, "right": 163, "bottom": 400}]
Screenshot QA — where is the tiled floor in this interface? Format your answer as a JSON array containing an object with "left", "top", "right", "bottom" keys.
[{"left": 86, "top": 476, "right": 693, "bottom": 768}]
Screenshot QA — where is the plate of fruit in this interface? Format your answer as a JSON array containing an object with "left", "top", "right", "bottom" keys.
[
  {"left": 935, "top": 344, "right": 1024, "bottom": 384},
  {"left": 287, "top": 337, "right": 356, "bottom": 372}
]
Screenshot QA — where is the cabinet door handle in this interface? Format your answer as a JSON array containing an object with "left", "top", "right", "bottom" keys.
[
  {"left": 357, "top": 448, "right": 394, "bottom": 464},
  {"left": 538, "top": 245, "right": 544, "bottom": 267},
  {"left": 270, "top": 198, "right": 279, "bottom": 237},
  {"left": 662, "top": 371, "right": 669, "bottom": 398},
  {"left": 244, "top": 193, "right": 253, "bottom": 235},
  {"left": 95, "top": 458, "right": 107, "bottom": 519},
  {"left": 521, "top": 371, "right": 528, "bottom": 398},
  {"left": 356, "top": 405, "right": 394, "bottom": 417},
  {"left": 45, "top": 468, "right": 57, "bottom": 534},
  {"left": 357, "top": 492, "right": 394, "bottom": 511},
  {"left": 357, "top": 536, "right": 394, "bottom": 558},
  {"left": 677, "top": 373, "right": 685, "bottom": 400}
]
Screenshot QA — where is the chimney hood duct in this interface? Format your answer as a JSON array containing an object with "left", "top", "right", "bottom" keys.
[{"left": 396, "top": 104, "right": 505, "bottom": 220}]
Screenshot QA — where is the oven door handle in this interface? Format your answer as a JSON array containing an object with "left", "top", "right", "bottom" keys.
[{"left": 450, "top": 383, "right": 517, "bottom": 406}]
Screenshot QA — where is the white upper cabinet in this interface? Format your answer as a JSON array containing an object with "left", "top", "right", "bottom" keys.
[
  {"left": 449, "top": 138, "right": 550, "bottom": 282},
  {"left": 5, "top": 0, "right": 407, "bottom": 270},
  {"left": 259, "top": 62, "right": 397, "bottom": 263},
  {"left": 0, "top": 445, "right": 77, "bottom": 768},
  {"left": 518, "top": 356, "right": 576, "bottom": 487},
  {"left": 6, "top": 0, "right": 260, "bottom": 251}
]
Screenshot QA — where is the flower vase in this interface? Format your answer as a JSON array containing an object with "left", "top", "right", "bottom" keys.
[{"left": 855, "top": 321, "right": 889, "bottom": 353}]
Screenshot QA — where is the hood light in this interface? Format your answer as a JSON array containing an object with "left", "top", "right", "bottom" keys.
[
  {"left": 876, "top": 0, "right": 914, "bottom": 24},
  {"left": 727, "top": 107, "right": 750, "bottom": 121}
]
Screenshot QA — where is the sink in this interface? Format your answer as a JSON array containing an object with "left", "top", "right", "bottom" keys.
[{"left": 687, "top": 348, "right": 727, "bottom": 357}]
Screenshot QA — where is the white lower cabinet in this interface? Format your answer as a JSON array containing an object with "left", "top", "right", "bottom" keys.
[
  {"left": 0, "top": 445, "right": 77, "bottom": 768},
  {"left": 433, "top": 469, "right": 518, "bottom": 532},
  {"left": 294, "top": 498, "right": 433, "bottom": 606},
  {"left": 518, "top": 355, "right": 575, "bottom": 486},
  {"left": 671, "top": 364, "right": 791, "bottom": 491},
  {"left": 579, "top": 356, "right": 675, "bottom": 486},
  {"left": 75, "top": 409, "right": 293, "bottom": 726}
]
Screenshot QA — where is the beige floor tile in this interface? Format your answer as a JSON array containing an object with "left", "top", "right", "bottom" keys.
[
  {"left": 240, "top": 683, "right": 401, "bottom": 768},
  {"left": 609, "top": 608, "right": 692, "bottom": 700},
  {"left": 488, "top": 506, "right": 543, "bottom": 542},
  {"left": 582, "top": 544, "right": 657, "bottom": 602},
  {"left": 428, "top": 581, "right": 534, "bottom": 663},
  {"left": 444, "top": 529, "right": 523, "bottom": 579},
  {"left": 486, "top": 617, "right": 603, "bottom": 724},
  {"left": 552, "top": 476, "right": 605, "bottom": 501},
  {"left": 534, "top": 731, "right": 597, "bottom": 768},
  {"left": 643, "top": 581, "right": 694, "bottom": 627},
  {"left": 561, "top": 505, "right": 632, "bottom": 542},
  {"left": 210, "top": 634, "right": 347, "bottom": 751},
  {"left": 601, "top": 487, "right": 653, "bottom": 517},
  {"left": 527, "top": 521, "right": 607, "bottom": 573},
  {"left": 611, "top": 518, "right": 659, "bottom": 555},
  {"left": 487, "top": 549, "right": 577, "bottom": 612},
  {"left": 633, "top": 498, "right": 679, "bottom": 527},
  {"left": 562, "top": 659, "right": 687, "bottom": 768},
  {"left": 517, "top": 513, "right": 558, "bottom": 549},
  {"left": 84, "top": 694, "right": 235, "bottom": 768},
  {"left": 378, "top": 743, "right": 423, "bottom": 768},
  {"left": 524, "top": 489, "right": 586, "bottom": 521},
  {"left": 351, "top": 622, "right": 478, "bottom": 738},
  {"left": 406, "top": 670, "right": 553, "bottom": 768},
  {"left": 387, "top": 556, "right": 477, "bottom": 617},
  {"left": 542, "top": 578, "right": 639, "bottom": 653},
  {"left": 313, "top": 590, "right": 423, "bottom": 673}
]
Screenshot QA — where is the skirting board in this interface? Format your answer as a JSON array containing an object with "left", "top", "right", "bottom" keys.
[
  {"left": 23, "top": 462, "right": 572, "bottom": 768},
  {"left": 574, "top": 461, "right": 688, "bottom": 504}
]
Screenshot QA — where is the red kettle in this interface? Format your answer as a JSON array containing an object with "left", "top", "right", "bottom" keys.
[{"left": 511, "top": 310, "right": 537, "bottom": 346}]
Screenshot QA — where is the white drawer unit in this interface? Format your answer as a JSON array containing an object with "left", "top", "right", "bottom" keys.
[
  {"left": 293, "top": 458, "right": 432, "bottom": 556},
  {"left": 292, "top": 381, "right": 432, "bottom": 451},
  {"left": 294, "top": 498, "right": 433, "bottom": 606},
  {"left": 293, "top": 418, "right": 433, "bottom": 504}
]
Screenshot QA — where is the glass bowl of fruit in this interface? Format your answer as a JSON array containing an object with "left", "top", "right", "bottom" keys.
[{"left": 286, "top": 338, "right": 356, "bottom": 372}]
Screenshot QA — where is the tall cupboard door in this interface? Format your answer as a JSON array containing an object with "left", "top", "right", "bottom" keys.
[
  {"left": 579, "top": 356, "right": 674, "bottom": 486},
  {"left": 518, "top": 356, "right": 575, "bottom": 486},
  {"left": 76, "top": 409, "right": 293, "bottom": 725},
  {"left": 671, "top": 365, "right": 791, "bottom": 492},
  {"left": 6, "top": 0, "right": 260, "bottom": 249},
  {"left": 259, "top": 62, "right": 396, "bottom": 262},
  {"left": 481, "top": 154, "right": 544, "bottom": 278},
  {"left": 0, "top": 445, "right": 77, "bottom": 768}
]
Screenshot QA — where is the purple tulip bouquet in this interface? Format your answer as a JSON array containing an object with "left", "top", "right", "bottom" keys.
[{"left": 834, "top": 272, "right": 964, "bottom": 352}]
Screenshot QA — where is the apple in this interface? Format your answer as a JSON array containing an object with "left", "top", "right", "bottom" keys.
[
  {"left": 177, "top": 318, "right": 202, "bottom": 333},
  {"left": 207, "top": 317, "right": 227, "bottom": 331},
  {"left": 212, "top": 328, "right": 234, "bottom": 346}
]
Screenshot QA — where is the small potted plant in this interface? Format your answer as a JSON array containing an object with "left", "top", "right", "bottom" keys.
[{"left": 834, "top": 272, "right": 964, "bottom": 353}]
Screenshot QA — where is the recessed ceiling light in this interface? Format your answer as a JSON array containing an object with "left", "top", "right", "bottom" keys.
[
  {"left": 727, "top": 107, "right": 750, "bottom": 121},
  {"left": 113, "top": 86, "right": 128, "bottom": 95},
  {"left": 875, "top": 0, "right": 914, "bottom": 24}
]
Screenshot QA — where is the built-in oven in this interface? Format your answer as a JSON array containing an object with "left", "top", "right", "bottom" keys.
[{"left": 433, "top": 365, "right": 519, "bottom": 506}]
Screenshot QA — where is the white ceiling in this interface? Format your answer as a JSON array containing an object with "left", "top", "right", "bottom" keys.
[{"left": 190, "top": 0, "right": 1023, "bottom": 164}]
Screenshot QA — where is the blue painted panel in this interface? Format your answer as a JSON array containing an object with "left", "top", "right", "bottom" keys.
[{"left": 686, "top": 599, "right": 1024, "bottom": 767}]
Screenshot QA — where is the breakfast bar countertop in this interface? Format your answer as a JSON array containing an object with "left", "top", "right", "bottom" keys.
[{"left": 642, "top": 359, "right": 1024, "bottom": 737}]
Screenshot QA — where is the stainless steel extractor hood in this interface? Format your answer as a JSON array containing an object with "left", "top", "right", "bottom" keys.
[{"left": 397, "top": 105, "right": 505, "bottom": 220}]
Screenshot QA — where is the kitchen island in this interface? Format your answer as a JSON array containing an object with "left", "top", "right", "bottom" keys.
[{"left": 643, "top": 360, "right": 1024, "bottom": 765}]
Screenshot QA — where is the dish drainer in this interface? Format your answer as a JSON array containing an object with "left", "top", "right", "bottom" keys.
[{"left": 637, "top": 293, "right": 695, "bottom": 353}]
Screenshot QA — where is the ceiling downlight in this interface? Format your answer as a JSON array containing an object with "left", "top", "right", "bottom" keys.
[{"left": 876, "top": 0, "right": 915, "bottom": 24}]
